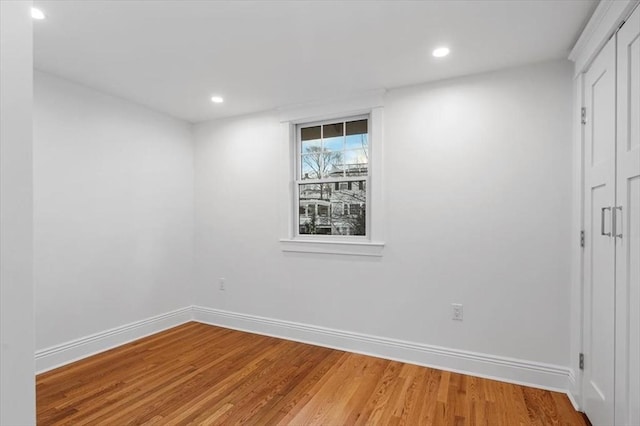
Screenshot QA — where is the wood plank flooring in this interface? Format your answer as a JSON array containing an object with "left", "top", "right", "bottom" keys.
[{"left": 37, "top": 322, "right": 587, "bottom": 425}]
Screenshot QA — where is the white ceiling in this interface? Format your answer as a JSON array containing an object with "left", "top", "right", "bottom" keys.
[{"left": 33, "top": 0, "right": 597, "bottom": 123}]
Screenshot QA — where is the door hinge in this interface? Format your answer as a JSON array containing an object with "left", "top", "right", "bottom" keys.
[
  {"left": 581, "top": 107, "right": 587, "bottom": 125},
  {"left": 579, "top": 353, "right": 584, "bottom": 370},
  {"left": 580, "top": 230, "right": 585, "bottom": 248}
]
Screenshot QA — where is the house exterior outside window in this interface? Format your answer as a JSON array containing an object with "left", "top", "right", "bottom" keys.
[{"left": 297, "top": 117, "right": 369, "bottom": 237}]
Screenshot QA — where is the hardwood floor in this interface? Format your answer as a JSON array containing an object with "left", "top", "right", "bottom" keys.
[{"left": 37, "top": 322, "right": 587, "bottom": 425}]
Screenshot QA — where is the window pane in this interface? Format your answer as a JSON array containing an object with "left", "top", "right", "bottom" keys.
[
  {"left": 343, "top": 149, "right": 368, "bottom": 176},
  {"left": 301, "top": 154, "right": 321, "bottom": 179},
  {"left": 301, "top": 126, "right": 321, "bottom": 154},
  {"left": 301, "top": 126, "right": 321, "bottom": 141},
  {"left": 321, "top": 150, "right": 343, "bottom": 179},
  {"left": 346, "top": 119, "right": 367, "bottom": 136},
  {"left": 332, "top": 181, "right": 366, "bottom": 236},
  {"left": 323, "top": 122, "right": 343, "bottom": 138},
  {"left": 302, "top": 139, "right": 321, "bottom": 153},
  {"left": 299, "top": 183, "right": 333, "bottom": 235},
  {"left": 298, "top": 181, "right": 366, "bottom": 236},
  {"left": 345, "top": 133, "right": 368, "bottom": 150}
]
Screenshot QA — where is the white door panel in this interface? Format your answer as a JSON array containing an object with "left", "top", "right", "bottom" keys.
[
  {"left": 616, "top": 6, "right": 640, "bottom": 426},
  {"left": 583, "top": 35, "right": 617, "bottom": 426}
]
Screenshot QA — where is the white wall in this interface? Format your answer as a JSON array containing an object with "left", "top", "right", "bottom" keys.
[
  {"left": 0, "top": 1, "right": 36, "bottom": 423},
  {"left": 33, "top": 72, "right": 195, "bottom": 351},
  {"left": 193, "top": 60, "right": 573, "bottom": 367}
]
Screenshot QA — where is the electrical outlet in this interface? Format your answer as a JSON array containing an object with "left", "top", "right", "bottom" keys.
[
  {"left": 452, "top": 303, "right": 463, "bottom": 321},
  {"left": 219, "top": 277, "right": 225, "bottom": 291}
]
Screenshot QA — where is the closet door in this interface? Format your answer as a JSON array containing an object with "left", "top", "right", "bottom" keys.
[
  {"left": 583, "top": 35, "right": 617, "bottom": 426},
  {"left": 615, "top": 6, "right": 640, "bottom": 426}
]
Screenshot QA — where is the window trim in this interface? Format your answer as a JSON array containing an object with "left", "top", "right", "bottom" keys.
[{"left": 278, "top": 93, "right": 385, "bottom": 257}]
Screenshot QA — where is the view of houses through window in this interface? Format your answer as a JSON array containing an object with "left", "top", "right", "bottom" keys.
[{"left": 297, "top": 117, "right": 368, "bottom": 236}]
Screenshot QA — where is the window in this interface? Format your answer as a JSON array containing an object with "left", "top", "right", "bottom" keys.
[
  {"left": 297, "top": 117, "right": 369, "bottom": 237},
  {"left": 278, "top": 92, "right": 385, "bottom": 256}
]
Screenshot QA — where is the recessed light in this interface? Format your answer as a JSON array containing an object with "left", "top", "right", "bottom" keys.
[
  {"left": 210, "top": 96, "right": 224, "bottom": 104},
  {"left": 432, "top": 47, "right": 450, "bottom": 58},
  {"left": 31, "top": 7, "right": 46, "bottom": 20}
]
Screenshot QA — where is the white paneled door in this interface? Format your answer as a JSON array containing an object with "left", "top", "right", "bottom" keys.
[
  {"left": 615, "top": 6, "right": 640, "bottom": 426},
  {"left": 583, "top": 36, "right": 617, "bottom": 426}
]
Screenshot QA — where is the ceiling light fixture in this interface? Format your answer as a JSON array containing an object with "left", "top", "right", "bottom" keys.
[
  {"left": 432, "top": 47, "right": 450, "bottom": 58},
  {"left": 31, "top": 7, "right": 46, "bottom": 20},
  {"left": 210, "top": 96, "right": 224, "bottom": 104}
]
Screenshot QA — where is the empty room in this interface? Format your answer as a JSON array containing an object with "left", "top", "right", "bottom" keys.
[{"left": 1, "top": 0, "right": 639, "bottom": 425}]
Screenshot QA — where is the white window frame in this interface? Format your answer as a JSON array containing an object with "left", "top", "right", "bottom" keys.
[{"left": 278, "top": 92, "right": 385, "bottom": 256}]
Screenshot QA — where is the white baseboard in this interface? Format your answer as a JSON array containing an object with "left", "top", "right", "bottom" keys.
[
  {"left": 192, "top": 305, "right": 573, "bottom": 394},
  {"left": 35, "top": 304, "right": 576, "bottom": 403},
  {"left": 35, "top": 307, "right": 192, "bottom": 374}
]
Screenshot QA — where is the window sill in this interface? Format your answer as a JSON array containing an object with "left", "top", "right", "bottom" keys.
[{"left": 279, "top": 239, "right": 385, "bottom": 257}]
